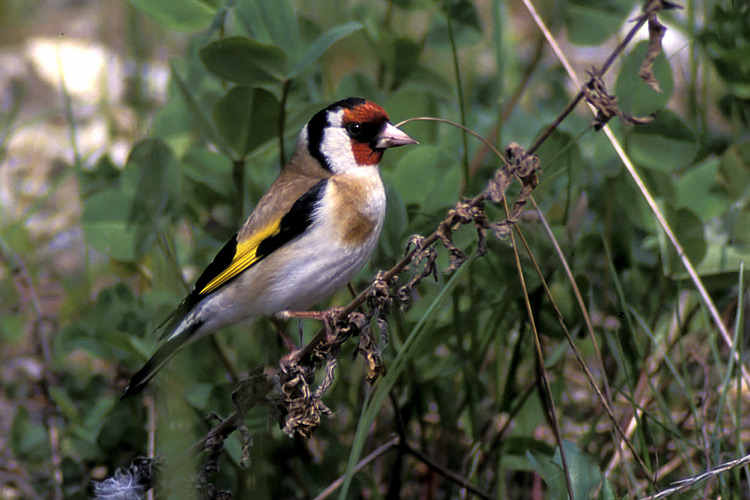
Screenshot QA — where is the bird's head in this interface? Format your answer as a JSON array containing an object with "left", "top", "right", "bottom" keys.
[{"left": 302, "top": 97, "right": 417, "bottom": 174}]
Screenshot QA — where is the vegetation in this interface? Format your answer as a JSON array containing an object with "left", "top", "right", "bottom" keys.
[{"left": 2, "top": 0, "right": 750, "bottom": 498}]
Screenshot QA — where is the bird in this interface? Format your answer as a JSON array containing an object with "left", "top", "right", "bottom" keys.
[{"left": 123, "top": 97, "right": 417, "bottom": 397}]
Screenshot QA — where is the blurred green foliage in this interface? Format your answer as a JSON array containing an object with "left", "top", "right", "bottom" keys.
[{"left": 4, "top": 0, "right": 750, "bottom": 498}]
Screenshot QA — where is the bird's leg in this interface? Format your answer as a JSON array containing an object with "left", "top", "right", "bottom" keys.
[
  {"left": 270, "top": 316, "right": 298, "bottom": 353},
  {"left": 277, "top": 307, "right": 344, "bottom": 344}
]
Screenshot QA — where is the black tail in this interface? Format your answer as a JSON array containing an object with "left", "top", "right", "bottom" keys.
[{"left": 121, "top": 321, "right": 201, "bottom": 398}]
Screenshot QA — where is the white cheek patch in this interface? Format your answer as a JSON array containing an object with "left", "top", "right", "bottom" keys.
[
  {"left": 318, "top": 108, "right": 359, "bottom": 174},
  {"left": 320, "top": 128, "right": 357, "bottom": 173}
]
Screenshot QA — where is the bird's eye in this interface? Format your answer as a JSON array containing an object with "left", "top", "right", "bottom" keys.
[{"left": 346, "top": 122, "right": 363, "bottom": 136}]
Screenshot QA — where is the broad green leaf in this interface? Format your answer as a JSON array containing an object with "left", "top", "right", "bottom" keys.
[
  {"left": 376, "top": 182, "right": 408, "bottom": 261},
  {"left": 129, "top": 0, "right": 216, "bottom": 32},
  {"left": 289, "top": 22, "right": 362, "bottom": 78},
  {"left": 121, "top": 140, "right": 183, "bottom": 256},
  {"left": 718, "top": 140, "right": 750, "bottom": 200},
  {"left": 385, "top": 86, "right": 438, "bottom": 143},
  {"left": 564, "top": 0, "right": 635, "bottom": 46},
  {"left": 213, "top": 87, "right": 280, "bottom": 157},
  {"left": 699, "top": 4, "right": 750, "bottom": 86},
  {"left": 693, "top": 243, "right": 750, "bottom": 277},
  {"left": 199, "top": 36, "right": 287, "bottom": 85},
  {"left": 125, "top": 139, "right": 183, "bottom": 216},
  {"left": 0, "top": 313, "right": 25, "bottom": 343},
  {"left": 336, "top": 72, "right": 385, "bottom": 103},
  {"left": 78, "top": 155, "right": 121, "bottom": 198},
  {"left": 616, "top": 40, "right": 674, "bottom": 116},
  {"left": 665, "top": 206, "right": 706, "bottom": 275},
  {"left": 534, "top": 128, "right": 584, "bottom": 200},
  {"left": 390, "top": 145, "right": 461, "bottom": 213},
  {"left": 442, "top": 0, "right": 480, "bottom": 30},
  {"left": 425, "top": 14, "right": 482, "bottom": 47},
  {"left": 11, "top": 406, "right": 49, "bottom": 463},
  {"left": 47, "top": 386, "right": 78, "bottom": 421},
  {"left": 528, "top": 441, "right": 603, "bottom": 500},
  {"left": 613, "top": 170, "right": 657, "bottom": 232},
  {"left": 82, "top": 190, "right": 140, "bottom": 262},
  {"left": 731, "top": 211, "right": 750, "bottom": 247},
  {"left": 676, "top": 157, "right": 728, "bottom": 220},
  {"left": 256, "top": 0, "right": 300, "bottom": 57},
  {"left": 182, "top": 146, "right": 233, "bottom": 196},
  {"left": 233, "top": 0, "right": 300, "bottom": 54},
  {"left": 170, "top": 60, "right": 233, "bottom": 157},
  {"left": 628, "top": 110, "right": 698, "bottom": 171}
]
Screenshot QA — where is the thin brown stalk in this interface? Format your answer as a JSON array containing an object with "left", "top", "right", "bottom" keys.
[
  {"left": 402, "top": 441, "right": 495, "bottom": 500},
  {"left": 512, "top": 219, "right": 654, "bottom": 486},
  {"left": 521, "top": 0, "right": 750, "bottom": 391},
  {"left": 312, "top": 437, "right": 400, "bottom": 500},
  {"left": 507, "top": 212, "right": 576, "bottom": 500},
  {"left": 7, "top": 253, "right": 64, "bottom": 500},
  {"left": 469, "top": 35, "right": 546, "bottom": 177}
]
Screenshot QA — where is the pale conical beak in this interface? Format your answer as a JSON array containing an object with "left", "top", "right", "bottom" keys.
[{"left": 375, "top": 122, "right": 418, "bottom": 149}]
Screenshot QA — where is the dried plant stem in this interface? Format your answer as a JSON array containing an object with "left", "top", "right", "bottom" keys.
[
  {"left": 446, "top": 15, "right": 471, "bottom": 188},
  {"left": 636, "top": 452, "right": 750, "bottom": 500},
  {"left": 402, "top": 440, "right": 495, "bottom": 500},
  {"left": 602, "top": 126, "right": 750, "bottom": 391},
  {"left": 522, "top": 0, "right": 749, "bottom": 392},
  {"left": 469, "top": 35, "right": 546, "bottom": 177},
  {"left": 508, "top": 221, "right": 576, "bottom": 500},
  {"left": 146, "top": 394, "right": 156, "bottom": 500},
  {"left": 4, "top": 250, "right": 64, "bottom": 500},
  {"left": 312, "top": 437, "right": 399, "bottom": 500},
  {"left": 521, "top": 0, "right": 654, "bottom": 155},
  {"left": 512, "top": 217, "right": 655, "bottom": 485}
]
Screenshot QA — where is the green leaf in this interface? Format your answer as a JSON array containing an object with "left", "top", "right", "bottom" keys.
[
  {"left": 199, "top": 36, "right": 287, "bottom": 85},
  {"left": 233, "top": 0, "right": 300, "bottom": 55},
  {"left": 666, "top": 206, "right": 707, "bottom": 275},
  {"left": 718, "top": 140, "right": 750, "bottom": 200},
  {"left": 121, "top": 139, "right": 183, "bottom": 256},
  {"left": 289, "top": 22, "right": 362, "bottom": 78},
  {"left": 693, "top": 243, "right": 750, "bottom": 277},
  {"left": 425, "top": 14, "right": 482, "bottom": 47},
  {"left": 377, "top": 182, "right": 408, "bottom": 260},
  {"left": 213, "top": 87, "right": 280, "bottom": 157},
  {"left": 125, "top": 139, "right": 182, "bottom": 216},
  {"left": 182, "top": 146, "right": 233, "bottom": 196},
  {"left": 11, "top": 405, "right": 49, "bottom": 463},
  {"left": 129, "top": 0, "right": 216, "bottom": 32},
  {"left": 616, "top": 40, "right": 674, "bottom": 116},
  {"left": 628, "top": 110, "right": 698, "bottom": 171},
  {"left": 47, "top": 386, "right": 79, "bottom": 421},
  {"left": 564, "top": 0, "right": 634, "bottom": 46},
  {"left": 528, "top": 441, "right": 603, "bottom": 500},
  {"left": 442, "top": 0, "right": 480, "bottom": 30},
  {"left": 78, "top": 155, "right": 121, "bottom": 198},
  {"left": 81, "top": 189, "right": 140, "bottom": 262},
  {"left": 256, "top": 0, "right": 301, "bottom": 57},
  {"left": 534, "top": 128, "right": 584, "bottom": 199},
  {"left": 390, "top": 145, "right": 461, "bottom": 214},
  {"left": 170, "top": 60, "right": 233, "bottom": 157},
  {"left": 676, "top": 157, "right": 728, "bottom": 220},
  {"left": 0, "top": 312, "right": 25, "bottom": 343}
]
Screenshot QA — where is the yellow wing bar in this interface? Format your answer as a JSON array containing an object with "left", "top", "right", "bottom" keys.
[{"left": 199, "top": 220, "right": 282, "bottom": 295}]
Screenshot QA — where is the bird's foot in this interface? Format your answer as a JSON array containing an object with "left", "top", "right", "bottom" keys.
[
  {"left": 271, "top": 316, "right": 299, "bottom": 353},
  {"left": 277, "top": 307, "right": 345, "bottom": 344}
]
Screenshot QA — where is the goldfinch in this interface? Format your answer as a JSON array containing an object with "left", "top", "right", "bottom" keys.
[{"left": 123, "top": 97, "right": 417, "bottom": 396}]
